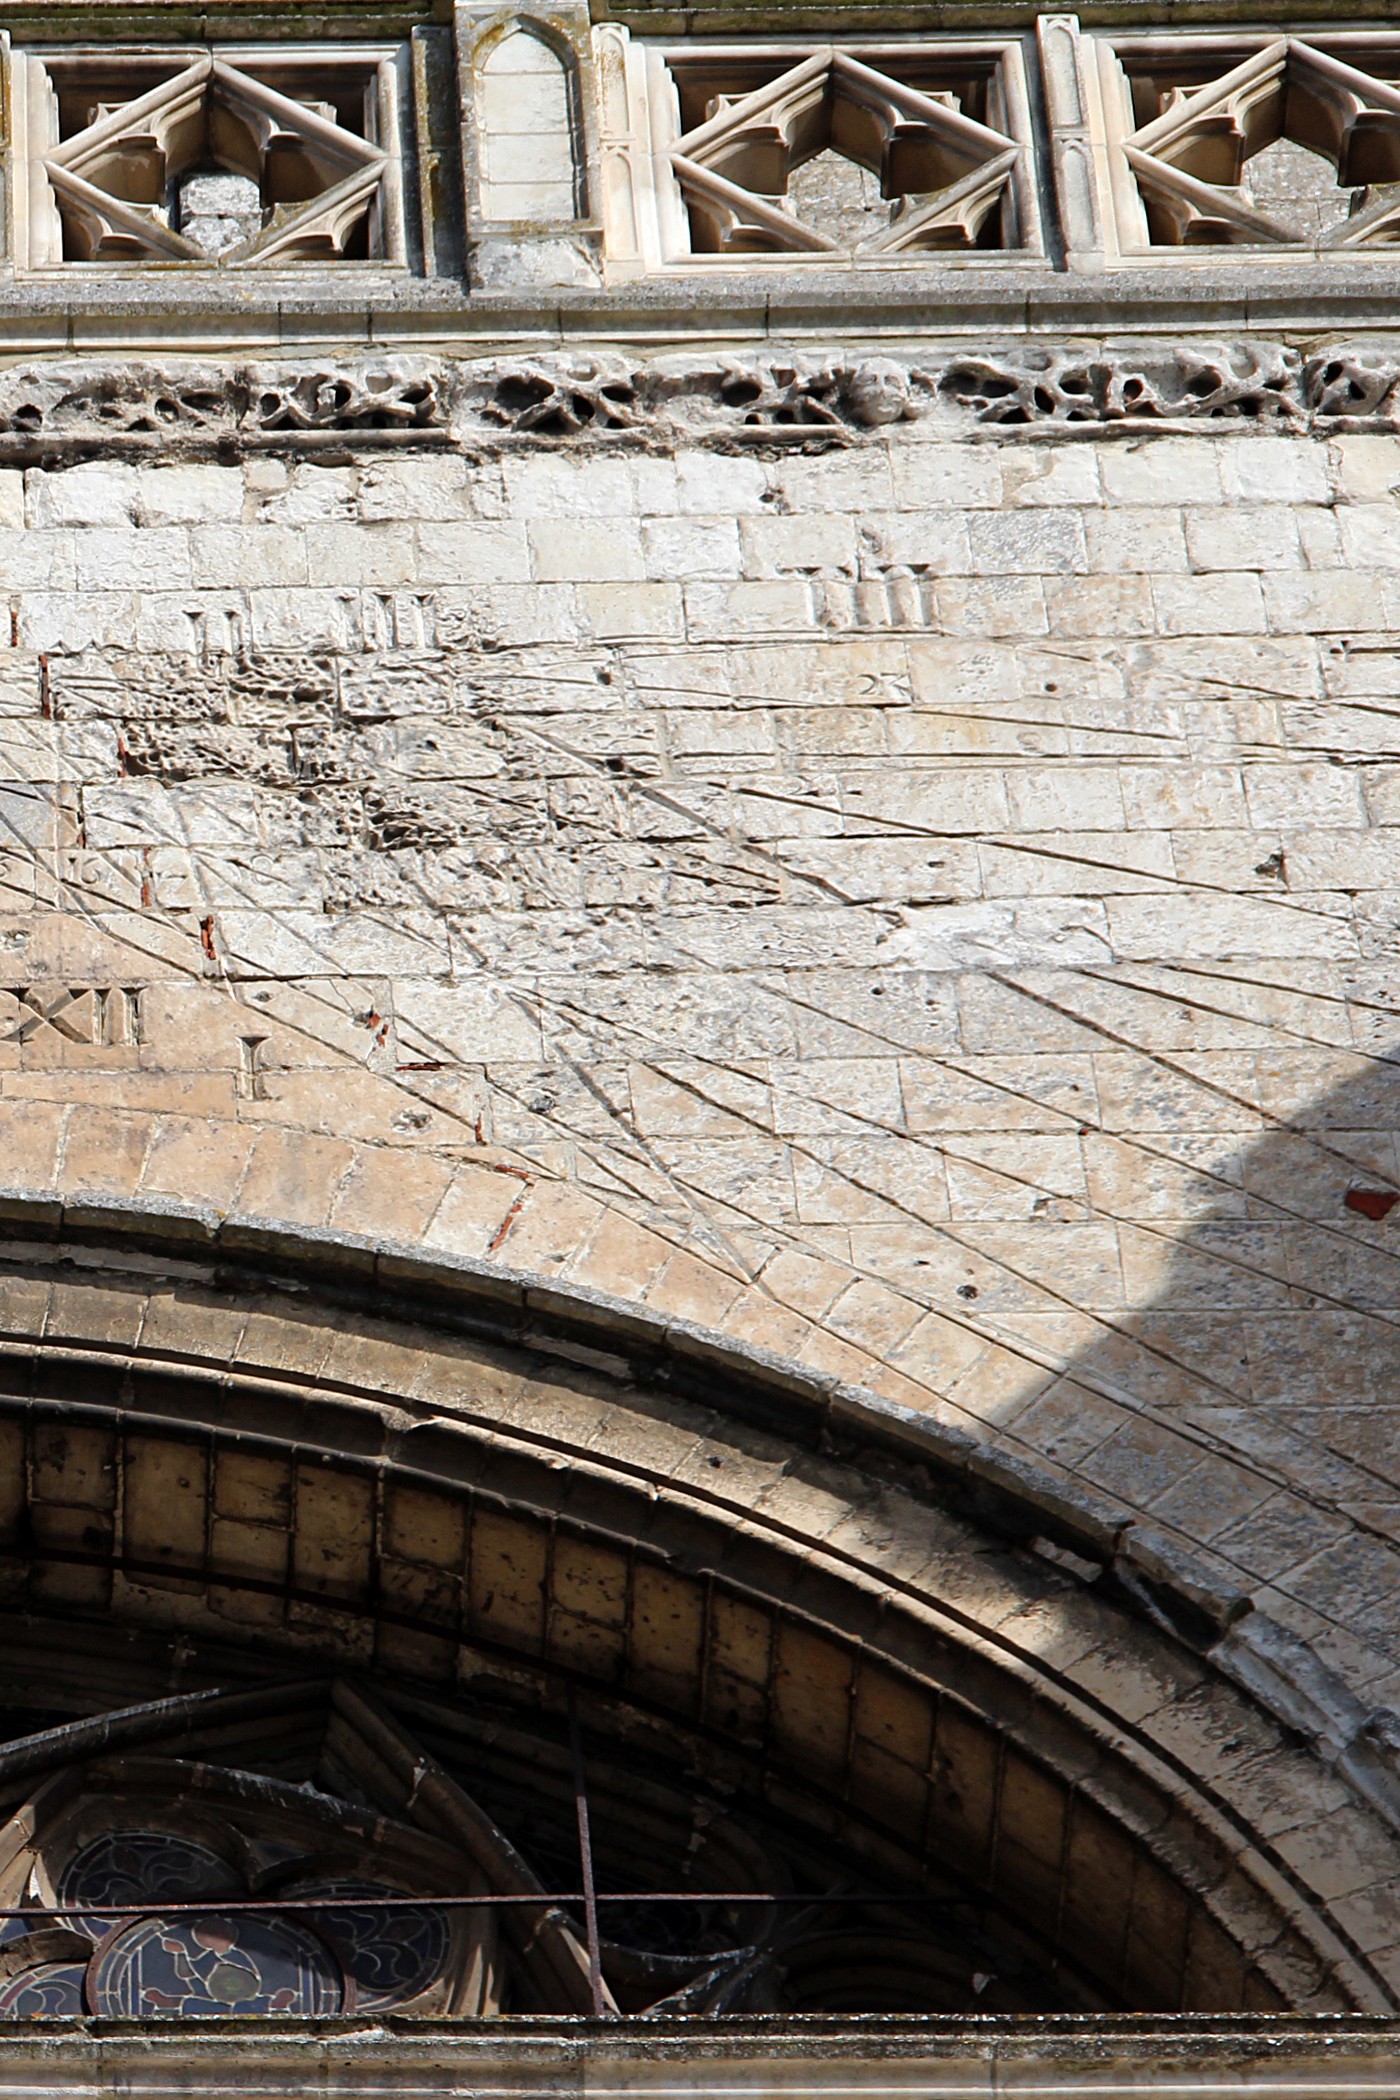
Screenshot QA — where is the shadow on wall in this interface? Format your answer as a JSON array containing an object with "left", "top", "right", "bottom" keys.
[{"left": 991, "top": 1038, "right": 1400, "bottom": 1730}]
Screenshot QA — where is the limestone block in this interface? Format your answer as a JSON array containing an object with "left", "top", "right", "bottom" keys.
[
  {"left": 1338, "top": 503, "right": 1400, "bottom": 573},
  {"left": 1099, "top": 441, "right": 1226, "bottom": 506},
  {"left": 1002, "top": 448, "right": 1103, "bottom": 506},
  {"left": 1330, "top": 434, "right": 1400, "bottom": 502},
  {"left": 358, "top": 458, "right": 477, "bottom": 523},
  {"left": 858, "top": 511, "right": 972, "bottom": 571},
  {"left": 304, "top": 524, "right": 418, "bottom": 589},
  {"left": 1220, "top": 439, "right": 1332, "bottom": 505},
  {"left": 0, "top": 722, "right": 117, "bottom": 784},
  {"left": 1106, "top": 891, "right": 1355, "bottom": 962},
  {"left": 26, "top": 463, "right": 141, "bottom": 528},
  {"left": 1150, "top": 573, "right": 1268, "bottom": 635},
  {"left": 256, "top": 466, "right": 359, "bottom": 524},
  {"left": 477, "top": 25, "right": 578, "bottom": 224},
  {"left": 216, "top": 909, "right": 451, "bottom": 979},
  {"left": 1287, "top": 511, "right": 1345, "bottom": 578},
  {"left": 528, "top": 519, "right": 644, "bottom": 582},
  {"left": 0, "top": 531, "right": 76, "bottom": 591},
  {"left": 575, "top": 581, "right": 683, "bottom": 640},
  {"left": 1083, "top": 508, "right": 1189, "bottom": 573},
  {"left": 1004, "top": 768, "right": 1127, "bottom": 832},
  {"left": 1048, "top": 575, "right": 1156, "bottom": 636},
  {"left": 396, "top": 977, "right": 545, "bottom": 1062},
  {"left": 967, "top": 510, "right": 1089, "bottom": 575},
  {"left": 842, "top": 770, "right": 1010, "bottom": 834},
  {"left": 188, "top": 525, "right": 309, "bottom": 589},
  {"left": 1264, "top": 571, "right": 1400, "bottom": 635},
  {"left": 936, "top": 577, "right": 1049, "bottom": 636},
  {"left": 641, "top": 516, "right": 741, "bottom": 580},
  {"left": 979, "top": 831, "right": 1173, "bottom": 896},
  {"left": 768, "top": 450, "right": 896, "bottom": 516},
  {"left": 415, "top": 522, "right": 529, "bottom": 584},
  {"left": 1242, "top": 763, "right": 1367, "bottom": 828},
  {"left": 740, "top": 512, "right": 857, "bottom": 576},
  {"left": 73, "top": 527, "right": 193, "bottom": 594},
  {"left": 675, "top": 454, "right": 766, "bottom": 515},
  {"left": 503, "top": 454, "right": 639, "bottom": 519},
  {"left": 136, "top": 466, "right": 247, "bottom": 527},
  {"left": 891, "top": 442, "right": 1003, "bottom": 509}
]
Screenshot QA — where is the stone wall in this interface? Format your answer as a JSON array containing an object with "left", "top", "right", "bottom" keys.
[{"left": 5, "top": 370, "right": 1400, "bottom": 1764}]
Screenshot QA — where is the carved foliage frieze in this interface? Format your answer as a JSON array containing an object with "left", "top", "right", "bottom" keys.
[{"left": 3, "top": 346, "right": 1400, "bottom": 450}]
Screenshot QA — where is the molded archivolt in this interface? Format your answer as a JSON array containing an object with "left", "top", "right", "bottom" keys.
[{"left": 0, "top": 1207, "right": 1391, "bottom": 2017}]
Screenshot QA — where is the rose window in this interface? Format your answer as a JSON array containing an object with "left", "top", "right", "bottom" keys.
[
  {"left": 0, "top": 1675, "right": 1071, "bottom": 2017},
  {"left": 1, "top": 1822, "right": 454, "bottom": 2017}
]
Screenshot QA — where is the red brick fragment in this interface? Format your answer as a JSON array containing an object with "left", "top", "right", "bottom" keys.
[{"left": 1345, "top": 1187, "right": 1399, "bottom": 1222}]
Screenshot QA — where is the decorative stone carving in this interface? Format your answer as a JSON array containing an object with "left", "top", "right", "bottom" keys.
[
  {"left": 20, "top": 50, "right": 394, "bottom": 266},
  {"left": 599, "top": 29, "right": 1042, "bottom": 269},
  {"left": 0, "top": 346, "right": 1398, "bottom": 452},
  {"left": 0, "top": 360, "right": 447, "bottom": 451},
  {"left": 0, "top": 985, "right": 141, "bottom": 1049},
  {"left": 670, "top": 52, "right": 1022, "bottom": 256},
  {"left": 479, "top": 354, "right": 643, "bottom": 433},
  {"left": 1097, "top": 33, "right": 1400, "bottom": 256},
  {"left": 248, "top": 365, "right": 444, "bottom": 432},
  {"left": 935, "top": 340, "right": 1305, "bottom": 422},
  {"left": 1305, "top": 343, "right": 1400, "bottom": 418}
]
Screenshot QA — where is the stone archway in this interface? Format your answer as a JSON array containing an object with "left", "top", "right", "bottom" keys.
[{"left": 0, "top": 1199, "right": 1391, "bottom": 2016}]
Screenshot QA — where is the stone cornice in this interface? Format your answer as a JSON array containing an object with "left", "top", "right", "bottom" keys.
[
  {"left": 0, "top": 2012, "right": 1394, "bottom": 2083},
  {"left": 6, "top": 265, "right": 1400, "bottom": 349}
]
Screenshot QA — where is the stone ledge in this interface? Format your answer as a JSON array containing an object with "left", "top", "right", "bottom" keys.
[{"left": 0, "top": 2011, "right": 1392, "bottom": 2080}]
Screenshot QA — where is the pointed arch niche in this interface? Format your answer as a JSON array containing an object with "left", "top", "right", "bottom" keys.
[
  {"left": 0, "top": 1198, "right": 1391, "bottom": 2020},
  {"left": 476, "top": 21, "right": 583, "bottom": 223}
]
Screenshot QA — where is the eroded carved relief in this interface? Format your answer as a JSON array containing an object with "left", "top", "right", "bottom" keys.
[
  {"left": 935, "top": 340, "right": 1305, "bottom": 423},
  {"left": 1, "top": 348, "right": 1400, "bottom": 450},
  {"left": 0, "top": 362, "right": 447, "bottom": 450}
]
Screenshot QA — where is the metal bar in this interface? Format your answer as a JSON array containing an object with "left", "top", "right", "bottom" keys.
[{"left": 568, "top": 1691, "right": 608, "bottom": 2019}]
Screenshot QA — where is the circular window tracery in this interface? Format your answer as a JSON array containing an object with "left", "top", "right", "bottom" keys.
[
  {"left": 286, "top": 1881, "right": 452, "bottom": 2011},
  {"left": 10, "top": 1824, "right": 454, "bottom": 2018},
  {"left": 5, "top": 1782, "right": 464, "bottom": 2019},
  {"left": 59, "top": 1832, "right": 240, "bottom": 1940},
  {"left": 0, "top": 1960, "right": 88, "bottom": 2016},
  {"left": 0, "top": 1675, "right": 1092, "bottom": 2018},
  {"left": 91, "top": 1913, "right": 343, "bottom": 2017}
]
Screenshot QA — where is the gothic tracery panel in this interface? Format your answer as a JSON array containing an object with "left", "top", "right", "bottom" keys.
[
  {"left": 1094, "top": 30, "right": 1400, "bottom": 255},
  {"left": 10, "top": 44, "right": 408, "bottom": 271},
  {"left": 598, "top": 32, "right": 1043, "bottom": 269}
]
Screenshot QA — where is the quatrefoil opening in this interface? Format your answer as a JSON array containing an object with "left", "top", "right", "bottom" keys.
[
  {"left": 1125, "top": 38, "right": 1400, "bottom": 247},
  {"left": 670, "top": 51, "right": 1020, "bottom": 256},
  {"left": 42, "top": 53, "right": 387, "bottom": 266}
]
